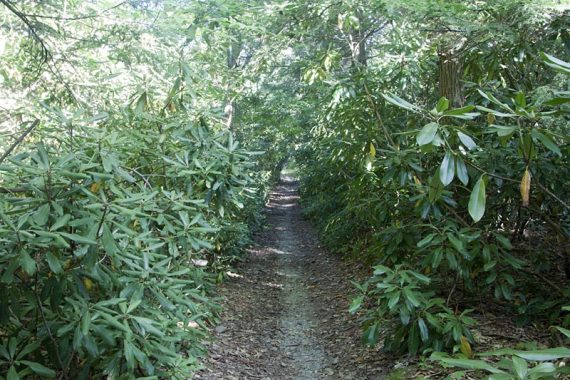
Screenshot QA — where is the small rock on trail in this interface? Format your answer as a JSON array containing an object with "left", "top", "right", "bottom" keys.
[{"left": 195, "top": 177, "right": 391, "bottom": 379}]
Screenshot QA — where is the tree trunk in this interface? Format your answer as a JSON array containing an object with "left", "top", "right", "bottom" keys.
[
  {"left": 438, "top": 43, "right": 463, "bottom": 108},
  {"left": 225, "top": 39, "right": 242, "bottom": 129},
  {"left": 350, "top": 11, "right": 368, "bottom": 67}
]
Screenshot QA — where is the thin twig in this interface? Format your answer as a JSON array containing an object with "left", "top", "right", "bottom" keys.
[
  {"left": 0, "top": 0, "right": 50, "bottom": 63},
  {"left": 0, "top": 119, "right": 40, "bottom": 165},
  {"left": 0, "top": 187, "right": 29, "bottom": 194},
  {"left": 464, "top": 159, "right": 519, "bottom": 183},
  {"left": 20, "top": 1, "right": 127, "bottom": 21},
  {"left": 362, "top": 81, "right": 397, "bottom": 149},
  {"left": 529, "top": 168, "right": 570, "bottom": 211},
  {"left": 519, "top": 268, "right": 566, "bottom": 297},
  {"left": 34, "top": 286, "right": 68, "bottom": 379}
]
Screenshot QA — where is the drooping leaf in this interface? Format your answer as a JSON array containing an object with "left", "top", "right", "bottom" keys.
[
  {"left": 520, "top": 168, "right": 531, "bottom": 207},
  {"left": 542, "top": 53, "right": 570, "bottom": 75},
  {"left": 455, "top": 157, "right": 469, "bottom": 185},
  {"left": 531, "top": 130, "right": 561, "bottom": 156},
  {"left": 460, "top": 336, "right": 473, "bottom": 358},
  {"left": 439, "top": 152, "right": 455, "bottom": 186},
  {"left": 468, "top": 175, "right": 486, "bottom": 223}
]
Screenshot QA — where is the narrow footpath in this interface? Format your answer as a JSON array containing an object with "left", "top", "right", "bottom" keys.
[{"left": 196, "top": 178, "right": 395, "bottom": 380}]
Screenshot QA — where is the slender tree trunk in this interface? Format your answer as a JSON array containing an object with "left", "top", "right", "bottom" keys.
[
  {"left": 350, "top": 11, "right": 368, "bottom": 67},
  {"left": 225, "top": 38, "right": 242, "bottom": 129},
  {"left": 438, "top": 41, "right": 463, "bottom": 107}
]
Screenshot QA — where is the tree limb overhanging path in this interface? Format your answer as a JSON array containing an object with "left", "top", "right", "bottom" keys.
[{"left": 196, "top": 177, "right": 392, "bottom": 380}]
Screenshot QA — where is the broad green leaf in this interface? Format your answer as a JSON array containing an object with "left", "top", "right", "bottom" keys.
[
  {"left": 542, "top": 53, "right": 570, "bottom": 75},
  {"left": 19, "top": 251, "right": 36, "bottom": 275},
  {"left": 531, "top": 130, "right": 561, "bottom": 156},
  {"left": 444, "top": 105, "right": 479, "bottom": 119},
  {"left": 444, "top": 106, "right": 475, "bottom": 116},
  {"left": 489, "top": 125, "right": 517, "bottom": 137},
  {"left": 446, "top": 233, "right": 464, "bottom": 252},
  {"left": 417, "top": 233, "right": 435, "bottom": 248},
  {"left": 439, "top": 152, "right": 455, "bottom": 186},
  {"left": 81, "top": 310, "right": 91, "bottom": 335},
  {"left": 51, "top": 214, "right": 71, "bottom": 231},
  {"left": 528, "top": 362, "right": 557, "bottom": 376},
  {"left": 555, "top": 326, "right": 570, "bottom": 339},
  {"left": 7, "top": 365, "right": 19, "bottom": 380},
  {"left": 46, "top": 252, "right": 63, "bottom": 273},
  {"left": 100, "top": 312, "right": 130, "bottom": 333},
  {"left": 512, "top": 356, "right": 528, "bottom": 379},
  {"left": 436, "top": 97, "right": 449, "bottom": 113},
  {"left": 514, "top": 348, "right": 570, "bottom": 361},
  {"left": 417, "top": 122, "right": 439, "bottom": 146},
  {"left": 403, "top": 287, "right": 421, "bottom": 307},
  {"left": 349, "top": 295, "right": 364, "bottom": 314},
  {"left": 124, "top": 340, "right": 135, "bottom": 370},
  {"left": 476, "top": 106, "right": 516, "bottom": 118},
  {"left": 362, "top": 322, "right": 379, "bottom": 346},
  {"left": 33, "top": 204, "right": 50, "bottom": 226},
  {"left": 455, "top": 158, "right": 469, "bottom": 185},
  {"left": 430, "top": 352, "right": 505, "bottom": 374},
  {"left": 60, "top": 232, "right": 97, "bottom": 245},
  {"left": 477, "top": 89, "right": 512, "bottom": 111},
  {"left": 132, "top": 317, "right": 164, "bottom": 337},
  {"left": 514, "top": 91, "right": 526, "bottom": 108},
  {"left": 101, "top": 224, "right": 119, "bottom": 255},
  {"left": 409, "top": 271, "right": 431, "bottom": 283},
  {"left": 468, "top": 175, "right": 486, "bottom": 223},
  {"left": 383, "top": 93, "right": 421, "bottom": 112},
  {"left": 418, "top": 318, "right": 429, "bottom": 342},
  {"left": 457, "top": 132, "right": 476, "bottom": 150},
  {"left": 544, "top": 96, "right": 570, "bottom": 106},
  {"left": 20, "top": 361, "right": 56, "bottom": 378},
  {"left": 481, "top": 347, "right": 570, "bottom": 361},
  {"left": 388, "top": 292, "right": 401, "bottom": 310}
]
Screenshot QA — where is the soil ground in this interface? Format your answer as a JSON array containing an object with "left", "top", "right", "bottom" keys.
[{"left": 195, "top": 177, "right": 394, "bottom": 379}]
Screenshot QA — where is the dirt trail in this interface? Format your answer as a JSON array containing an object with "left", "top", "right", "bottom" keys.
[{"left": 196, "top": 177, "right": 390, "bottom": 380}]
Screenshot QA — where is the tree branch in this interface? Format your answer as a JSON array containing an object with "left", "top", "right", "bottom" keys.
[{"left": 0, "top": 119, "right": 40, "bottom": 165}]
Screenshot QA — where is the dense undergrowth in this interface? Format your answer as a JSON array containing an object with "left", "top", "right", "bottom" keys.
[
  {"left": 0, "top": 1, "right": 286, "bottom": 378},
  {"left": 293, "top": 0, "right": 570, "bottom": 376},
  {"left": 0, "top": 111, "right": 274, "bottom": 379}
]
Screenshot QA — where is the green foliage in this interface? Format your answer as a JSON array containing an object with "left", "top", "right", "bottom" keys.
[
  {"left": 430, "top": 347, "right": 570, "bottom": 379},
  {"left": 0, "top": 113, "right": 270, "bottom": 378},
  {"left": 0, "top": 1, "right": 281, "bottom": 378},
  {"left": 351, "top": 265, "right": 475, "bottom": 355},
  {"left": 295, "top": 0, "right": 570, "bottom": 357}
]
